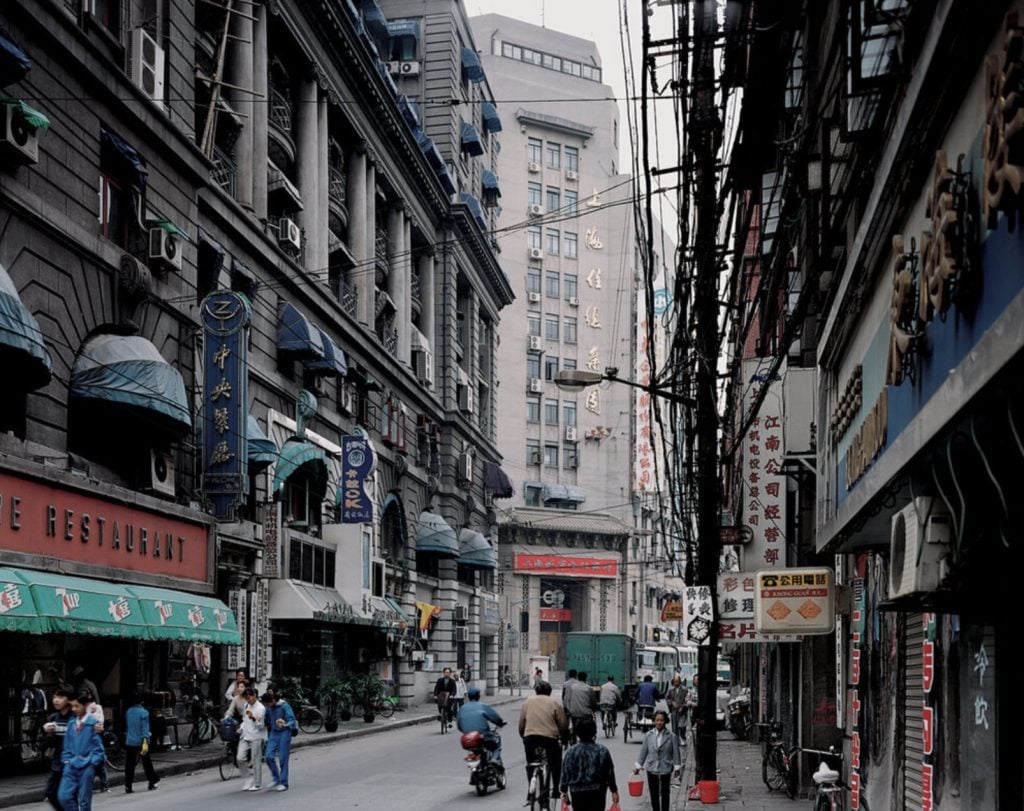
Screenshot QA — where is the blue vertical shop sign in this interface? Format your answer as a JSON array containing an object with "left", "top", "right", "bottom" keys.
[
  {"left": 200, "top": 292, "right": 252, "bottom": 519},
  {"left": 340, "top": 435, "right": 375, "bottom": 523}
]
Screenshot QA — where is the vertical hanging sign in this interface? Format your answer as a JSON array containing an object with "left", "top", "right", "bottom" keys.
[
  {"left": 340, "top": 435, "right": 376, "bottom": 523},
  {"left": 201, "top": 292, "right": 252, "bottom": 519}
]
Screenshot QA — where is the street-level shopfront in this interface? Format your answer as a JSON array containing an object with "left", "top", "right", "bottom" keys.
[{"left": 0, "top": 461, "right": 241, "bottom": 769}]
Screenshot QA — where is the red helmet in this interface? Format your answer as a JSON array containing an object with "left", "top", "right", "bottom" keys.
[{"left": 460, "top": 731, "right": 484, "bottom": 751}]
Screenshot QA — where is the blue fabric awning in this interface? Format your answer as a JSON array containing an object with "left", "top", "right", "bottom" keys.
[
  {"left": 247, "top": 415, "right": 277, "bottom": 469},
  {"left": 415, "top": 128, "right": 445, "bottom": 170},
  {"left": 304, "top": 326, "right": 347, "bottom": 378},
  {"left": 460, "top": 121, "right": 484, "bottom": 157},
  {"left": 461, "top": 47, "right": 485, "bottom": 83},
  {"left": 482, "top": 168, "right": 501, "bottom": 197},
  {"left": 0, "top": 262, "right": 51, "bottom": 390},
  {"left": 100, "top": 128, "right": 148, "bottom": 192},
  {"left": 437, "top": 166, "right": 457, "bottom": 196},
  {"left": 481, "top": 101, "right": 502, "bottom": 134},
  {"left": 0, "top": 30, "right": 31, "bottom": 88},
  {"left": 70, "top": 334, "right": 191, "bottom": 436},
  {"left": 386, "top": 19, "right": 420, "bottom": 40},
  {"left": 460, "top": 192, "right": 487, "bottom": 231},
  {"left": 484, "top": 461, "right": 513, "bottom": 498},
  {"left": 397, "top": 95, "right": 419, "bottom": 130},
  {"left": 277, "top": 301, "right": 325, "bottom": 360},
  {"left": 361, "top": 0, "right": 389, "bottom": 39},
  {"left": 542, "top": 484, "right": 587, "bottom": 504},
  {"left": 458, "top": 529, "right": 497, "bottom": 570},
  {"left": 272, "top": 438, "right": 328, "bottom": 495},
  {"left": 415, "top": 511, "right": 459, "bottom": 557}
]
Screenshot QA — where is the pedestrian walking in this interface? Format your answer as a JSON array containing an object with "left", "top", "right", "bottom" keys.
[
  {"left": 122, "top": 691, "right": 160, "bottom": 793},
  {"left": 633, "top": 711, "right": 682, "bottom": 811},
  {"left": 665, "top": 675, "right": 689, "bottom": 743},
  {"left": 57, "top": 690, "right": 105, "bottom": 811},
  {"left": 41, "top": 685, "right": 73, "bottom": 810},
  {"left": 81, "top": 690, "right": 108, "bottom": 792},
  {"left": 453, "top": 670, "right": 468, "bottom": 712},
  {"left": 264, "top": 691, "right": 296, "bottom": 792},
  {"left": 237, "top": 687, "right": 266, "bottom": 792},
  {"left": 559, "top": 717, "right": 620, "bottom": 811}
]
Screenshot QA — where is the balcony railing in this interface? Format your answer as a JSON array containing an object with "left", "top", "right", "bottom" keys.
[
  {"left": 410, "top": 272, "right": 421, "bottom": 312},
  {"left": 210, "top": 145, "right": 236, "bottom": 197},
  {"left": 340, "top": 276, "right": 357, "bottom": 319},
  {"left": 375, "top": 228, "right": 390, "bottom": 278},
  {"left": 381, "top": 325, "right": 398, "bottom": 356},
  {"left": 269, "top": 85, "right": 293, "bottom": 135},
  {"left": 329, "top": 166, "right": 347, "bottom": 206}
]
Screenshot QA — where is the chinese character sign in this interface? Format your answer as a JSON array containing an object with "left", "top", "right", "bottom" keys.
[
  {"left": 201, "top": 292, "right": 251, "bottom": 519},
  {"left": 740, "top": 359, "right": 787, "bottom": 569},
  {"left": 682, "top": 586, "right": 713, "bottom": 646},
  {"left": 717, "top": 572, "right": 756, "bottom": 619},
  {"left": 754, "top": 568, "right": 834, "bottom": 635},
  {"left": 340, "top": 435, "right": 376, "bottom": 523},
  {"left": 513, "top": 554, "right": 618, "bottom": 578}
]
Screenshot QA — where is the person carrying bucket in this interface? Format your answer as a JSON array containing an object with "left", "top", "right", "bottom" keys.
[{"left": 632, "top": 711, "right": 682, "bottom": 811}]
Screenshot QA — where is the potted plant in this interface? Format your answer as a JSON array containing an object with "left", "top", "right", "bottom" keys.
[{"left": 317, "top": 675, "right": 351, "bottom": 732}]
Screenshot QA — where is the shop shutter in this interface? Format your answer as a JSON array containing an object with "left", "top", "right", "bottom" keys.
[{"left": 903, "top": 612, "right": 924, "bottom": 808}]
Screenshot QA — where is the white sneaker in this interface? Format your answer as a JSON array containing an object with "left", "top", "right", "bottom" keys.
[
  {"left": 267, "top": 781, "right": 279, "bottom": 789},
  {"left": 241, "top": 780, "right": 253, "bottom": 792},
  {"left": 246, "top": 785, "right": 262, "bottom": 792},
  {"left": 274, "top": 785, "right": 288, "bottom": 792}
]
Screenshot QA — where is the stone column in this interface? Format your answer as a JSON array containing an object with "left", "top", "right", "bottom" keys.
[
  {"left": 435, "top": 552, "right": 460, "bottom": 672},
  {"left": 226, "top": 7, "right": 253, "bottom": 210},
  {"left": 252, "top": 4, "right": 268, "bottom": 219},
  {"left": 318, "top": 96, "right": 329, "bottom": 278},
  {"left": 403, "top": 217, "right": 413, "bottom": 363},
  {"left": 359, "top": 161, "right": 377, "bottom": 326},
  {"left": 418, "top": 252, "right": 435, "bottom": 352},
  {"left": 387, "top": 206, "right": 408, "bottom": 365},
  {"left": 295, "top": 78, "right": 320, "bottom": 271},
  {"left": 345, "top": 148, "right": 367, "bottom": 323}
]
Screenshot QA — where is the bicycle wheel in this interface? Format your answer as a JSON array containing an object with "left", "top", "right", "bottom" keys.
[
  {"left": 527, "top": 770, "right": 540, "bottom": 811},
  {"left": 379, "top": 699, "right": 396, "bottom": 719},
  {"left": 439, "top": 709, "right": 448, "bottom": 734},
  {"left": 763, "top": 746, "right": 788, "bottom": 791},
  {"left": 219, "top": 745, "right": 239, "bottom": 781},
  {"left": 103, "top": 732, "right": 124, "bottom": 771},
  {"left": 298, "top": 707, "right": 324, "bottom": 734},
  {"left": 784, "top": 749, "right": 798, "bottom": 799},
  {"left": 814, "top": 791, "right": 834, "bottom": 811}
]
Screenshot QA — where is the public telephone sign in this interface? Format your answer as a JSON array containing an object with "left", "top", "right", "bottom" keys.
[{"left": 754, "top": 567, "right": 834, "bottom": 635}]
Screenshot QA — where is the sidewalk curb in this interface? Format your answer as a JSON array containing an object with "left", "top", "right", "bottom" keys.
[{"left": 0, "top": 696, "right": 522, "bottom": 809}]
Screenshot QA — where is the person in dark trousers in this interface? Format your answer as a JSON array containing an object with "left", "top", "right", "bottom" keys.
[
  {"left": 559, "top": 717, "right": 620, "bottom": 811},
  {"left": 263, "top": 691, "right": 297, "bottom": 792},
  {"left": 519, "top": 680, "right": 569, "bottom": 810},
  {"left": 636, "top": 674, "right": 660, "bottom": 721},
  {"left": 633, "top": 711, "right": 682, "bottom": 811},
  {"left": 57, "top": 689, "right": 105, "bottom": 811},
  {"left": 123, "top": 691, "right": 160, "bottom": 793},
  {"left": 433, "top": 667, "right": 458, "bottom": 722},
  {"left": 41, "top": 685, "right": 74, "bottom": 811}
]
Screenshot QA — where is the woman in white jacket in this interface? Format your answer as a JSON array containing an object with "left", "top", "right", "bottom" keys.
[{"left": 632, "top": 711, "right": 681, "bottom": 811}]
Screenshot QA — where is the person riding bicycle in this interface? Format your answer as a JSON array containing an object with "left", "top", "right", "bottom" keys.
[
  {"left": 519, "top": 680, "right": 568, "bottom": 811},
  {"left": 636, "top": 675, "right": 660, "bottom": 722},
  {"left": 598, "top": 675, "right": 622, "bottom": 729},
  {"left": 563, "top": 671, "right": 597, "bottom": 740},
  {"left": 433, "top": 667, "right": 458, "bottom": 723},
  {"left": 456, "top": 687, "right": 506, "bottom": 763},
  {"left": 664, "top": 675, "right": 688, "bottom": 742}
]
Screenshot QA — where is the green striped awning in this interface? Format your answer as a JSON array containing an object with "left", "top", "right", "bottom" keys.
[{"left": 129, "top": 584, "right": 242, "bottom": 644}]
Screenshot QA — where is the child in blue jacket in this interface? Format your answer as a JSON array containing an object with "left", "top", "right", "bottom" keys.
[
  {"left": 123, "top": 691, "right": 160, "bottom": 793},
  {"left": 58, "top": 690, "right": 106, "bottom": 811},
  {"left": 263, "top": 692, "right": 297, "bottom": 791}
]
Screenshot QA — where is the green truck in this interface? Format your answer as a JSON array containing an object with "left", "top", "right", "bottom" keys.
[{"left": 565, "top": 632, "right": 636, "bottom": 689}]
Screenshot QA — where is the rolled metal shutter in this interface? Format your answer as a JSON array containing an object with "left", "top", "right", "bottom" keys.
[{"left": 903, "top": 612, "right": 924, "bottom": 808}]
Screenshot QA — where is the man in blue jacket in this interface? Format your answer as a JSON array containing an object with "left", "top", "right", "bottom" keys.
[
  {"left": 123, "top": 691, "right": 160, "bottom": 793},
  {"left": 457, "top": 687, "right": 506, "bottom": 762},
  {"left": 263, "top": 691, "right": 297, "bottom": 792},
  {"left": 58, "top": 690, "right": 106, "bottom": 811},
  {"left": 41, "top": 685, "right": 74, "bottom": 810}
]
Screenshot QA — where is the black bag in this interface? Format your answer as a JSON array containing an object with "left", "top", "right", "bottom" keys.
[{"left": 290, "top": 724, "right": 298, "bottom": 738}]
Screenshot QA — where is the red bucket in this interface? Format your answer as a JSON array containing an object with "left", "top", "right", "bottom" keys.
[
  {"left": 627, "top": 776, "right": 644, "bottom": 797},
  {"left": 698, "top": 780, "right": 720, "bottom": 804}
]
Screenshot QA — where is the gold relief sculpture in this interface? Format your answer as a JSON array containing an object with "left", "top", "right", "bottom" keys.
[
  {"left": 886, "top": 235, "right": 918, "bottom": 387},
  {"left": 920, "top": 151, "right": 959, "bottom": 320},
  {"left": 983, "top": 11, "right": 1024, "bottom": 231}
]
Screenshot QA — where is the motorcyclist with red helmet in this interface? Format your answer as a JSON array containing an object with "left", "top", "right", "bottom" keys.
[{"left": 457, "top": 687, "right": 506, "bottom": 762}]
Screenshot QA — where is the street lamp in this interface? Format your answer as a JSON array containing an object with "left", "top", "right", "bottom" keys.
[{"left": 554, "top": 367, "right": 697, "bottom": 408}]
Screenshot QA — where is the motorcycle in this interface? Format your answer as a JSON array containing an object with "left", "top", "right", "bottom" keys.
[
  {"left": 460, "top": 729, "right": 507, "bottom": 796},
  {"left": 728, "top": 687, "right": 752, "bottom": 740}
]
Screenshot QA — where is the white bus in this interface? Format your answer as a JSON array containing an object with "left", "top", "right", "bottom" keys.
[
  {"left": 635, "top": 645, "right": 682, "bottom": 692},
  {"left": 677, "top": 645, "right": 699, "bottom": 687}
]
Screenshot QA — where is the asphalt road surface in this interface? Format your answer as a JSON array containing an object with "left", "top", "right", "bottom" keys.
[{"left": 12, "top": 704, "right": 690, "bottom": 810}]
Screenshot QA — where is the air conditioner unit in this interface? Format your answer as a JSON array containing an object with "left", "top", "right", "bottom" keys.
[
  {"left": 528, "top": 161, "right": 541, "bottom": 173},
  {"left": 0, "top": 103, "right": 39, "bottom": 165},
  {"left": 455, "top": 605, "right": 469, "bottom": 622},
  {"left": 458, "top": 383, "right": 474, "bottom": 414},
  {"left": 387, "top": 60, "right": 421, "bottom": 76},
  {"left": 413, "top": 348, "right": 433, "bottom": 387},
  {"left": 528, "top": 378, "right": 543, "bottom": 393},
  {"left": 455, "top": 626, "right": 469, "bottom": 642},
  {"left": 528, "top": 291, "right": 542, "bottom": 303},
  {"left": 528, "top": 247, "right": 544, "bottom": 260},
  {"left": 148, "top": 227, "right": 183, "bottom": 272},
  {"left": 565, "top": 426, "right": 578, "bottom": 441},
  {"left": 565, "top": 170, "right": 578, "bottom": 181},
  {"left": 529, "top": 450, "right": 542, "bottom": 465},
  {"left": 130, "top": 27, "right": 166, "bottom": 105},
  {"left": 528, "top": 203, "right": 545, "bottom": 217},
  {"left": 528, "top": 335, "right": 543, "bottom": 351},
  {"left": 339, "top": 382, "right": 354, "bottom": 415},
  {"left": 458, "top": 451, "right": 474, "bottom": 482},
  {"left": 889, "top": 498, "right": 952, "bottom": 599},
  {"left": 567, "top": 297, "right": 580, "bottom": 307},
  {"left": 148, "top": 449, "right": 176, "bottom": 497},
  {"left": 278, "top": 218, "right": 302, "bottom": 253}
]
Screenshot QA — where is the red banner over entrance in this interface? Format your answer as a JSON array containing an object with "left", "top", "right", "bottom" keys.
[
  {"left": 539, "top": 608, "right": 572, "bottom": 622},
  {"left": 513, "top": 554, "right": 618, "bottom": 578},
  {"left": 0, "top": 471, "right": 211, "bottom": 586}
]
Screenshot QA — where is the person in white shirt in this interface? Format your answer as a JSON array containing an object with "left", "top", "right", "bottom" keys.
[
  {"left": 237, "top": 688, "right": 266, "bottom": 792},
  {"left": 633, "top": 711, "right": 681, "bottom": 811},
  {"left": 84, "top": 694, "right": 108, "bottom": 792},
  {"left": 453, "top": 673, "right": 468, "bottom": 711}
]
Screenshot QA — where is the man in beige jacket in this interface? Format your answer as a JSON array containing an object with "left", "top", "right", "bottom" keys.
[{"left": 519, "top": 681, "right": 569, "bottom": 811}]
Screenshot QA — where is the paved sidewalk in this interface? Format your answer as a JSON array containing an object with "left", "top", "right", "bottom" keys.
[{"left": 0, "top": 694, "right": 523, "bottom": 809}]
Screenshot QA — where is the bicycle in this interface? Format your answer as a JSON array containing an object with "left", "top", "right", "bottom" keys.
[
  {"left": 599, "top": 703, "right": 618, "bottom": 738},
  {"left": 525, "top": 744, "right": 551, "bottom": 811},
  {"left": 101, "top": 725, "right": 125, "bottom": 772},
  {"left": 757, "top": 721, "right": 797, "bottom": 798},
  {"left": 185, "top": 693, "right": 218, "bottom": 747},
  {"left": 436, "top": 693, "right": 454, "bottom": 733},
  {"left": 218, "top": 718, "right": 242, "bottom": 781},
  {"left": 295, "top": 700, "right": 325, "bottom": 734},
  {"left": 351, "top": 694, "right": 397, "bottom": 719},
  {"left": 802, "top": 746, "right": 845, "bottom": 811}
]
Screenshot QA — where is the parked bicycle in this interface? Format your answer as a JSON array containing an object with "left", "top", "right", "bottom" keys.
[
  {"left": 101, "top": 723, "right": 125, "bottom": 772},
  {"left": 757, "top": 721, "right": 797, "bottom": 798},
  {"left": 351, "top": 694, "right": 397, "bottom": 719},
  {"left": 295, "top": 698, "right": 325, "bottom": 734},
  {"left": 185, "top": 692, "right": 218, "bottom": 747},
  {"left": 803, "top": 746, "right": 845, "bottom": 811},
  {"left": 525, "top": 743, "right": 552, "bottom": 811}
]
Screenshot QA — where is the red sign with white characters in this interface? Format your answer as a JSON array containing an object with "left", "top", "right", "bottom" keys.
[
  {"left": 513, "top": 554, "right": 618, "bottom": 578},
  {"left": 0, "top": 471, "right": 211, "bottom": 585},
  {"left": 539, "top": 608, "right": 572, "bottom": 622}
]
